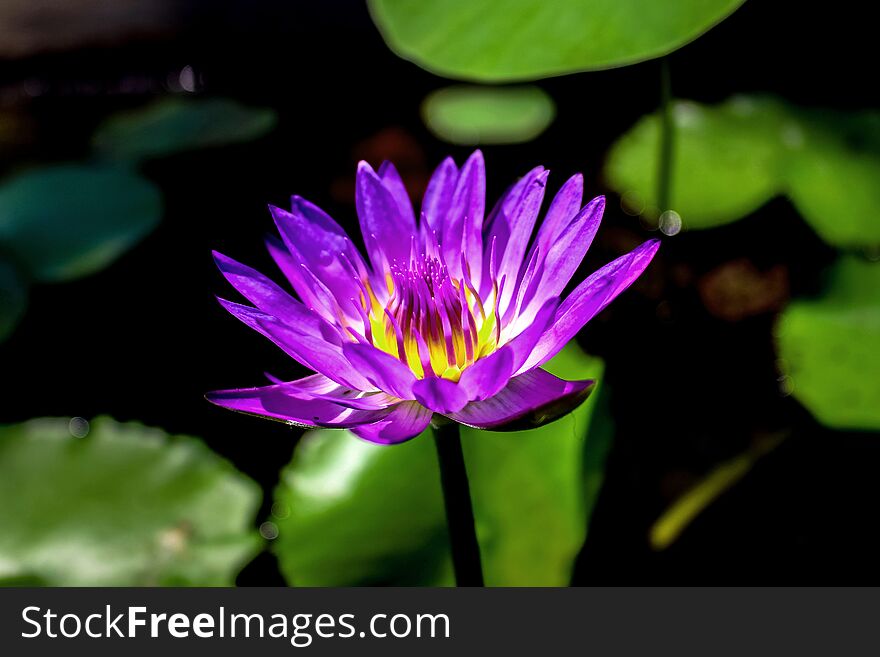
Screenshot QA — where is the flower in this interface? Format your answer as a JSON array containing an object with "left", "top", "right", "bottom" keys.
[{"left": 207, "top": 151, "right": 658, "bottom": 443}]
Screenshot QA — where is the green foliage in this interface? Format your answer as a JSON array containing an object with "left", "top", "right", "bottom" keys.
[
  {"left": 0, "top": 165, "right": 162, "bottom": 283},
  {"left": 777, "top": 257, "right": 880, "bottom": 430},
  {"left": 605, "top": 96, "right": 880, "bottom": 249},
  {"left": 271, "top": 343, "right": 610, "bottom": 586},
  {"left": 92, "top": 97, "right": 277, "bottom": 164},
  {"left": 0, "top": 417, "right": 262, "bottom": 586},
  {"left": 422, "top": 85, "right": 555, "bottom": 145},
  {"left": 649, "top": 433, "right": 786, "bottom": 550},
  {"left": 369, "top": 0, "right": 745, "bottom": 82}
]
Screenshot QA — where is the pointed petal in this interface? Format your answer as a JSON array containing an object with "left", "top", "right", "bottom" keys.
[
  {"left": 341, "top": 342, "right": 417, "bottom": 400},
  {"left": 447, "top": 368, "right": 595, "bottom": 430},
  {"left": 533, "top": 173, "right": 583, "bottom": 256},
  {"left": 269, "top": 200, "right": 367, "bottom": 317},
  {"left": 217, "top": 300, "right": 366, "bottom": 389},
  {"left": 351, "top": 401, "right": 433, "bottom": 444},
  {"left": 443, "top": 150, "right": 485, "bottom": 283},
  {"left": 493, "top": 169, "right": 549, "bottom": 314},
  {"left": 206, "top": 382, "right": 390, "bottom": 428},
  {"left": 520, "top": 239, "right": 660, "bottom": 373},
  {"left": 213, "top": 251, "right": 329, "bottom": 332},
  {"left": 421, "top": 156, "right": 459, "bottom": 236},
  {"left": 412, "top": 376, "right": 469, "bottom": 414},
  {"left": 356, "top": 161, "right": 417, "bottom": 272},
  {"left": 519, "top": 196, "right": 605, "bottom": 318},
  {"left": 378, "top": 161, "right": 416, "bottom": 227}
]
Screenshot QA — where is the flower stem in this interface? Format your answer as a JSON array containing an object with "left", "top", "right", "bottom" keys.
[
  {"left": 657, "top": 56, "right": 675, "bottom": 214},
  {"left": 433, "top": 422, "right": 484, "bottom": 586}
]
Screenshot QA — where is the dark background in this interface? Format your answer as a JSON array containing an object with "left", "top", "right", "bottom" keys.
[{"left": 1, "top": 0, "right": 877, "bottom": 584}]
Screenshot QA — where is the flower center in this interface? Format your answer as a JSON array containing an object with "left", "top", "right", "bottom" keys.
[{"left": 356, "top": 254, "right": 499, "bottom": 381}]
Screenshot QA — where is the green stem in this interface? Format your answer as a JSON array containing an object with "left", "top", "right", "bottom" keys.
[
  {"left": 433, "top": 422, "right": 484, "bottom": 586},
  {"left": 657, "top": 57, "right": 675, "bottom": 214}
]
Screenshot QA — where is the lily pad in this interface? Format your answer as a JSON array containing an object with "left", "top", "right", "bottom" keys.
[
  {"left": 785, "top": 110, "right": 880, "bottom": 250},
  {"left": 422, "top": 85, "right": 555, "bottom": 145},
  {"left": 0, "top": 417, "right": 262, "bottom": 586},
  {"left": 369, "top": 0, "right": 746, "bottom": 82},
  {"left": 0, "top": 165, "right": 162, "bottom": 282},
  {"left": 776, "top": 257, "right": 880, "bottom": 430},
  {"left": 605, "top": 96, "right": 880, "bottom": 249},
  {"left": 605, "top": 96, "right": 790, "bottom": 228},
  {"left": 271, "top": 342, "right": 609, "bottom": 586},
  {"left": 0, "top": 256, "right": 27, "bottom": 342},
  {"left": 92, "top": 97, "right": 277, "bottom": 163}
]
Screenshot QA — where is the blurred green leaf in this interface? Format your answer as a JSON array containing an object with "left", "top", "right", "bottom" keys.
[
  {"left": 0, "top": 417, "right": 262, "bottom": 586},
  {"left": 369, "top": 0, "right": 745, "bottom": 82},
  {"left": 785, "top": 111, "right": 880, "bottom": 249},
  {"left": 0, "top": 256, "right": 27, "bottom": 342},
  {"left": 777, "top": 257, "right": 880, "bottom": 430},
  {"left": 272, "top": 343, "right": 607, "bottom": 586},
  {"left": 92, "top": 98, "right": 277, "bottom": 163},
  {"left": 272, "top": 426, "right": 449, "bottom": 586},
  {"left": 605, "top": 96, "right": 880, "bottom": 249},
  {"left": 422, "top": 85, "right": 555, "bottom": 145},
  {"left": 606, "top": 96, "right": 790, "bottom": 228},
  {"left": 461, "top": 349, "right": 609, "bottom": 585},
  {"left": 0, "top": 165, "right": 162, "bottom": 283}
]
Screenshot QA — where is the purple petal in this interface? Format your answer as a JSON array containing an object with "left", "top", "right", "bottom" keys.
[
  {"left": 421, "top": 156, "right": 459, "bottom": 236},
  {"left": 351, "top": 401, "right": 433, "bottom": 444},
  {"left": 356, "top": 161, "right": 416, "bottom": 272},
  {"left": 483, "top": 165, "right": 545, "bottom": 260},
  {"left": 518, "top": 196, "right": 605, "bottom": 318},
  {"left": 443, "top": 150, "right": 485, "bottom": 284},
  {"left": 412, "top": 376, "right": 469, "bottom": 414},
  {"left": 458, "top": 346, "right": 515, "bottom": 402},
  {"left": 206, "top": 381, "right": 390, "bottom": 428},
  {"left": 447, "top": 368, "right": 595, "bottom": 430},
  {"left": 503, "top": 296, "right": 559, "bottom": 368},
  {"left": 218, "top": 301, "right": 370, "bottom": 389},
  {"left": 520, "top": 239, "right": 661, "bottom": 373},
  {"left": 378, "top": 161, "right": 416, "bottom": 228},
  {"left": 213, "top": 251, "right": 329, "bottom": 332},
  {"left": 278, "top": 374, "right": 399, "bottom": 410},
  {"left": 533, "top": 173, "right": 584, "bottom": 255},
  {"left": 341, "top": 342, "right": 417, "bottom": 400},
  {"left": 269, "top": 199, "right": 366, "bottom": 314},
  {"left": 492, "top": 169, "right": 549, "bottom": 314},
  {"left": 457, "top": 297, "right": 557, "bottom": 402}
]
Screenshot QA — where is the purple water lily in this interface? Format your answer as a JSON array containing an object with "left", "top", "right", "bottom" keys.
[{"left": 208, "top": 151, "right": 658, "bottom": 444}]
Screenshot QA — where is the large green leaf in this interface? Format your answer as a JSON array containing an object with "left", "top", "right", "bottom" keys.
[
  {"left": 271, "top": 343, "right": 608, "bottom": 586},
  {"left": 422, "top": 85, "right": 555, "bottom": 145},
  {"left": 0, "top": 165, "right": 162, "bottom": 282},
  {"left": 605, "top": 96, "right": 880, "bottom": 249},
  {"left": 369, "top": 0, "right": 746, "bottom": 82},
  {"left": 0, "top": 417, "right": 262, "bottom": 586},
  {"left": 776, "top": 257, "right": 880, "bottom": 430},
  {"left": 92, "top": 98, "right": 277, "bottom": 164},
  {"left": 606, "top": 97, "right": 789, "bottom": 228},
  {"left": 0, "top": 256, "right": 27, "bottom": 342},
  {"left": 785, "top": 111, "right": 880, "bottom": 249}
]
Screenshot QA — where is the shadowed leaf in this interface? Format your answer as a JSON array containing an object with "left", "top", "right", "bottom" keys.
[{"left": 0, "top": 165, "right": 162, "bottom": 282}]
